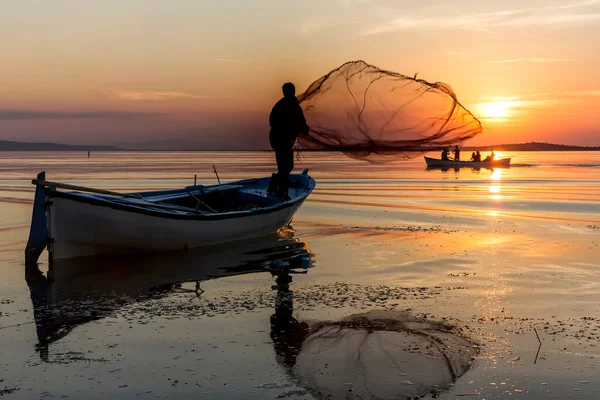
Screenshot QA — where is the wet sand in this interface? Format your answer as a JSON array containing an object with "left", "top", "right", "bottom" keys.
[{"left": 0, "top": 151, "right": 599, "bottom": 399}]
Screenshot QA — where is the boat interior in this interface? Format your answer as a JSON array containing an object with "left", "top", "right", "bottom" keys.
[
  {"left": 131, "top": 174, "right": 313, "bottom": 214},
  {"left": 160, "top": 184, "right": 279, "bottom": 213}
]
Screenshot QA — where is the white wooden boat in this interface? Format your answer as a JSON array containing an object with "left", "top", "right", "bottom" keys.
[
  {"left": 25, "top": 171, "right": 315, "bottom": 263},
  {"left": 425, "top": 156, "right": 511, "bottom": 168}
]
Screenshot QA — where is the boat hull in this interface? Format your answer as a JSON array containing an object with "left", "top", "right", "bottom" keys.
[
  {"left": 48, "top": 196, "right": 305, "bottom": 259},
  {"left": 30, "top": 173, "right": 315, "bottom": 261},
  {"left": 424, "top": 156, "right": 511, "bottom": 168}
]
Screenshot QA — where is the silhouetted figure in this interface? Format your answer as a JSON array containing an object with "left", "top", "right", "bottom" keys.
[
  {"left": 441, "top": 147, "right": 450, "bottom": 161},
  {"left": 87, "top": 151, "right": 90, "bottom": 158},
  {"left": 268, "top": 82, "right": 309, "bottom": 199},
  {"left": 469, "top": 151, "right": 476, "bottom": 161},
  {"left": 452, "top": 145, "right": 460, "bottom": 161},
  {"left": 270, "top": 268, "right": 310, "bottom": 369},
  {"left": 483, "top": 150, "right": 495, "bottom": 162},
  {"left": 475, "top": 151, "right": 481, "bottom": 162}
]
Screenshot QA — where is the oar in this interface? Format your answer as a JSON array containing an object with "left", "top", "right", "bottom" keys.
[
  {"left": 32, "top": 179, "right": 143, "bottom": 199},
  {"left": 31, "top": 179, "right": 213, "bottom": 214}
]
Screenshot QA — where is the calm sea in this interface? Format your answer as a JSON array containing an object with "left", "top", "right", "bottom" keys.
[{"left": 0, "top": 151, "right": 599, "bottom": 399}]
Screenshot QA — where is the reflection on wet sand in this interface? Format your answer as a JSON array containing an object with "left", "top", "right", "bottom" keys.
[
  {"left": 25, "top": 226, "right": 479, "bottom": 400},
  {"left": 1, "top": 151, "right": 599, "bottom": 399},
  {"left": 25, "top": 229, "right": 314, "bottom": 362},
  {"left": 270, "top": 269, "right": 310, "bottom": 369},
  {"left": 270, "top": 271, "right": 478, "bottom": 400}
]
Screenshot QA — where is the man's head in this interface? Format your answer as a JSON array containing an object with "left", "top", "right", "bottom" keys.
[{"left": 282, "top": 82, "right": 296, "bottom": 98}]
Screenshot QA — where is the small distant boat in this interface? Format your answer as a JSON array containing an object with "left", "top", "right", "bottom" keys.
[
  {"left": 424, "top": 156, "right": 511, "bottom": 168},
  {"left": 26, "top": 170, "right": 315, "bottom": 262}
]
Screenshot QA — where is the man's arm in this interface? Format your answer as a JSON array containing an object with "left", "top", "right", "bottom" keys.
[
  {"left": 296, "top": 103, "right": 309, "bottom": 136},
  {"left": 269, "top": 103, "right": 278, "bottom": 128}
]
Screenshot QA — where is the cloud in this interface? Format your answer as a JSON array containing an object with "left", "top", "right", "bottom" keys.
[
  {"left": 485, "top": 58, "right": 573, "bottom": 64},
  {"left": 299, "top": 15, "right": 340, "bottom": 35},
  {"left": 567, "top": 90, "right": 600, "bottom": 96},
  {"left": 362, "top": 10, "right": 526, "bottom": 35},
  {"left": 554, "top": 0, "right": 600, "bottom": 10},
  {"left": 114, "top": 90, "right": 206, "bottom": 100},
  {"left": 360, "top": 1, "right": 600, "bottom": 35},
  {"left": 0, "top": 109, "right": 165, "bottom": 120},
  {"left": 445, "top": 51, "right": 477, "bottom": 57},
  {"left": 471, "top": 94, "right": 560, "bottom": 119}
]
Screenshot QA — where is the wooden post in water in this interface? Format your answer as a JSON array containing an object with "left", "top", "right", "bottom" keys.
[{"left": 194, "top": 174, "right": 197, "bottom": 186}]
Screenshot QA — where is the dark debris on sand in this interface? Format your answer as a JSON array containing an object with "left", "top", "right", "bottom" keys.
[
  {"left": 346, "top": 225, "right": 459, "bottom": 234},
  {"left": 0, "top": 387, "right": 20, "bottom": 397},
  {"left": 122, "top": 283, "right": 449, "bottom": 323}
]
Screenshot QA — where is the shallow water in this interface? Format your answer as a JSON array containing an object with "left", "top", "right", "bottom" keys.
[{"left": 0, "top": 151, "right": 599, "bottom": 399}]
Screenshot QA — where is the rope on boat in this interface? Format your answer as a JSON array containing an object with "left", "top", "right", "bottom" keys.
[{"left": 186, "top": 190, "right": 218, "bottom": 213}]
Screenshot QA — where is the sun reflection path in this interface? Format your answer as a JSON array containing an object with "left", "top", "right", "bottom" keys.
[{"left": 489, "top": 168, "right": 503, "bottom": 203}]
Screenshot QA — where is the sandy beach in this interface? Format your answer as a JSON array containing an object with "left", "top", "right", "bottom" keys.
[{"left": 1, "top": 151, "right": 599, "bottom": 399}]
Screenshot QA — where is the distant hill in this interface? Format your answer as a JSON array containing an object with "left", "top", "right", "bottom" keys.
[
  {"left": 0, "top": 140, "right": 119, "bottom": 151},
  {"left": 117, "top": 140, "right": 213, "bottom": 151},
  {"left": 1, "top": 139, "right": 597, "bottom": 152},
  {"left": 116, "top": 139, "right": 262, "bottom": 151},
  {"left": 462, "top": 142, "right": 600, "bottom": 151}
]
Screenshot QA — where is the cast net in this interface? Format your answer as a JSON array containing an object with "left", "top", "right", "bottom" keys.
[{"left": 296, "top": 60, "right": 482, "bottom": 160}]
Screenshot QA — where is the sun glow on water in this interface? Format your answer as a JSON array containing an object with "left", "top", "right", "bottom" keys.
[
  {"left": 491, "top": 169, "right": 503, "bottom": 181},
  {"left": 489, "top": 169, "right": 503, "bottom": 200}
]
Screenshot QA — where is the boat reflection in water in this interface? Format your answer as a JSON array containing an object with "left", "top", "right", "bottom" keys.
[
  {"left": 26, "top": 228, "right": 477, "bottom": 399},
  {"left": 25, "top": 228, "right": 314, "bottom": 362}
]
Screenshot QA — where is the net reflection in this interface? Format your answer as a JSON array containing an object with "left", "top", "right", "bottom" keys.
[
  {"left": 267, "top": 266, "right": 478, "bottom": 400},
  {"left": 25, "top": 228, "right": 314, "bottom": 363}
]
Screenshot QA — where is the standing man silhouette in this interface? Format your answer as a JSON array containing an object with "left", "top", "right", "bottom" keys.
[
  {"left": 452, "top": 145, "right": 460, "bottom": 161},
  {"left": 268, "top": 82, "right": 309, "bottom": 199}
]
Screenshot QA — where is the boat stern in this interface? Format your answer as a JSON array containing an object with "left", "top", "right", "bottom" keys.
[{"left": 25, "top": 172, "right": 49, "bottom": 267}]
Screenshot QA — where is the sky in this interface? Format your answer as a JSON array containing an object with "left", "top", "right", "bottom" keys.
[{"left": 1, "top": 0, "right": 599, "bottom": 148}]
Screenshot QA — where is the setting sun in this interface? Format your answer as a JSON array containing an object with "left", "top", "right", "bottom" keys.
[{"left": 481, "top": 102, "right": 511, "bottom": 119}]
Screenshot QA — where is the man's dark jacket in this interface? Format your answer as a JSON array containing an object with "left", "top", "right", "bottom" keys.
[{"left": 269, "top": 97, "right": 308, "bottom": 150}]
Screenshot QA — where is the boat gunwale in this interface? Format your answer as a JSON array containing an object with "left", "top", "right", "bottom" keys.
[{"left": 47, "top": 174, "right": 315, "bottom": 221}]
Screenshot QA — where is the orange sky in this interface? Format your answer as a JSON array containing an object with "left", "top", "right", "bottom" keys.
[{"left": 1, "top": 0, "right": 599, "bottom": 148}]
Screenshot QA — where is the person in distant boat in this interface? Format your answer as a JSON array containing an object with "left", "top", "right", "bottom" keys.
[
  {"left": 483, "top": 150, "right": 495, "bottom": 162},
  {"left": 441, "top": 147, "right": 450, "bottom": 161},
  {"left": 452, "top": 145, "right": 460, "bottom": 161},
  {"left": 268, "top": 82, "right": 309, "bottom": 199},
  {"left": 475, "top": 151, "right": 481, "bottom": 162},
  {"left": 469, "top": 151, "right": 476, "bottom": 161}
]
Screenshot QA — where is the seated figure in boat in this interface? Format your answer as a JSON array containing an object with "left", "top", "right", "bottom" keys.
[
  {"left": 452, "top": 145, "right": 461, "bottom": 161},
  {"left": 483, "top": 150, "right": 495, "bottom": 162},
  {"left": 470, "top": 151, "right": 481, "bottom": 162},
  {"left": 469, "top": 152, "right": 476, "bottom": 161},
  {"left": 268, "top": 82, "right": 309, "bottom": 199},
  {"left": 441, "top": 147, "right": 450, "bottom": 161}
]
